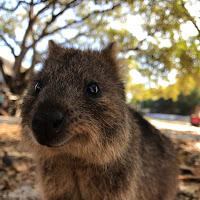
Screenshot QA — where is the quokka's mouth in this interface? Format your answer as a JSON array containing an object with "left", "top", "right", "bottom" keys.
[{"left": 34, "top": 132, "right": 74, "bottom": 148}]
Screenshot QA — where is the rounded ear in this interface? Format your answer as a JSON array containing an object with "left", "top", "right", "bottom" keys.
[
  {"left": 101, "top": 42, "right": 123, "bottom": 76},
  {"left": 48, "top": 40, "right": 64, "bottom": 57},
  {"left": 102, "top": 42, "right": 118, "bottom": 60},
  {"left": 48, "top": 40, "right": 57, "bottom": 51}
]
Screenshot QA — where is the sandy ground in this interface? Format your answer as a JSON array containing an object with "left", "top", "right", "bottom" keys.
[{"left": 148, "top": 118, "right": 200, "bottom": 141}]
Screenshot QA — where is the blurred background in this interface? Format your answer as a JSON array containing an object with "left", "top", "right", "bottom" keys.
[{"left": 0, "top": 0, "right": 200, "bottom": 199}]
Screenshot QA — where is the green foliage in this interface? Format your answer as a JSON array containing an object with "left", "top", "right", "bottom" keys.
[{"left": 143, "top": 88, "right": 200, "bottom": 115}]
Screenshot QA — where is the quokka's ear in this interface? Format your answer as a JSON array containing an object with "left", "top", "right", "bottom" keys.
[
  {"left": 48, "top": 40, "right": 57, "bottom": 50},
  {"left": 48, "top": 40, "right": 64, "bottom": 57},
  {"left": 102, "top": 42, "right": 119, "bottom": 61},
  {"left": 102, "top": 42, "right": 123, "bottom": 76}
]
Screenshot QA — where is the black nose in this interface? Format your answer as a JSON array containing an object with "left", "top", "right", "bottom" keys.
[{"left": 32, "top": 109, "right": 64, "bottom": 145}]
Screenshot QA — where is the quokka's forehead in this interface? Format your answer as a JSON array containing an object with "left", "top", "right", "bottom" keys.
[
  {"left": 43, "top": 51, "right": 107, "bottom": 73},
  {"left": 41, "top": 57, "right": 113, "bottom": 82},
  {"left": 37, "top": 44, "right": 121, "bottom": 85}
]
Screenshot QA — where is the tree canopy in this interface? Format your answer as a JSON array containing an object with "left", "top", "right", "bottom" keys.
[{"left": 0, "top": 0, "right": 199, "bottom": 101}]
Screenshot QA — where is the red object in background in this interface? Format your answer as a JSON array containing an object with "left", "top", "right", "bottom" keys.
[{"left": 191, "top": 114, "right": 200, "bottom": 126}]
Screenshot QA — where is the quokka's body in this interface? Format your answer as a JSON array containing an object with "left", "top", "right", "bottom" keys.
[{"left": 21, "top": 41, "right": 178, "bottom": 200}]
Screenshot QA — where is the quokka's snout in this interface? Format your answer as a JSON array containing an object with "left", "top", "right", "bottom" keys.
[{"left": 32, "top": 102, "right": 65, "bottom": 147}]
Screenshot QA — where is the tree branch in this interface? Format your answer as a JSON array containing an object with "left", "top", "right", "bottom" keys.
[
  {"left": 29, "top": 0, "right": 34, "bottom": 20},
  {"left": 121, "top": 47, "right": 142, "bottom": 52},
  {"left": 28, "top": 0, "right": 90, "bottom": 48},
  {"left": 36, "top": 3, "right": 121, "bottom": 40},
  {"left": 0, "top": 57, "right": 12, "bottom": 86},
  {"left": 12, "top": 0, "right": 81, "bottom": 77},
  {"left": 0, "top": 34, "right": 16, "bottom": 56},
  {"left": 34, "top": 0, "right": 57, "bottom": 20},
  {"left": 21, "top": 1, "right": 56, "bottom": 50},
  {"left": 71, "top": 20, "right": 111, "bottom": 42},
  {"left": 13, "top": 1, "right": 56, "bottom": 77},
  {"left": 39, "top": 0, "right": 82, "bottom": 34},
  {"left": 121, "top": 38, "right": 147, "bottom": 53},
  {"left": 0, "top": 1, "right": 29, "bottom": 12},
  {"left": 26, "top": 46, "right": 39, "bottom": 77},
  {"left": 181, "top": 0, "right": 200, "bottom": 36}
]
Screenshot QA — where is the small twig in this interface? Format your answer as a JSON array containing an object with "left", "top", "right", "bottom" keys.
[
  {"left": 0, "top": 1, "right": 29, "bottom": 12},
  {"left": 0, "top": 34, "right": 16, "bottom": 56},
  {"left": 181, "top": 0, "right": 200, "bottom": 36}
]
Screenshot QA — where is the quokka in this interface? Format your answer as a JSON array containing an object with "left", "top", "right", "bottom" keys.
[{"left": 21, "top": 41, "right": 179, "bottom": 200}]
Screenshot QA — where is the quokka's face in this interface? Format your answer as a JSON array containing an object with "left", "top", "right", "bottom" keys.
[{"left": 21, "top": 41, "right": 128, "bottom": 162}]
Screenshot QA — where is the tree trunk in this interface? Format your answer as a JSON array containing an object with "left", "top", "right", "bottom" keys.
[{"left": 0, "top": 57, "right": 32, "bottom": 95}]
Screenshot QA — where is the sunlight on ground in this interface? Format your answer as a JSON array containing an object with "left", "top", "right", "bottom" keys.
[
  {"left": 195, "top": 142, "right": 200, "bottom": 150},
  {"left": 149, "top": 119, "right": 200, "bottom": 134}
]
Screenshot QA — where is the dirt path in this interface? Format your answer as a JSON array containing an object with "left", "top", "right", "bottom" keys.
[
  {"left": 0, "top": 116, "right": 19, "bottom": 125},
  {"left": 148, "top": 118, "right": 200, "bottom": 141}
]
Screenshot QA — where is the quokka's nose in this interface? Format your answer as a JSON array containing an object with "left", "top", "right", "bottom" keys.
[{"left": 32, "top": 109, "right": 64, "bottom": 145}]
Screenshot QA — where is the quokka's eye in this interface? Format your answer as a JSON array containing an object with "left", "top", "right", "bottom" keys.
[
  {"left": 86, "top": 82, "right": 101, "bottom": 97},
  {"left": 35, "top": 82, "right": 42, "bottom": 93}
]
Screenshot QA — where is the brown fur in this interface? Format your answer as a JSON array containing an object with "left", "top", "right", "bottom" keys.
[{"left": 21, "top": 41, "right": 179, "bottom": 200}]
